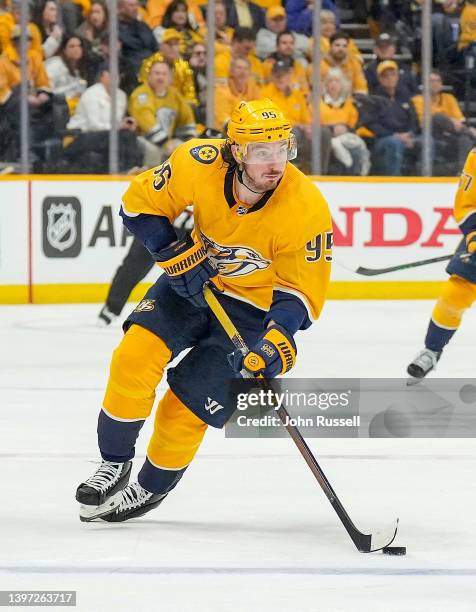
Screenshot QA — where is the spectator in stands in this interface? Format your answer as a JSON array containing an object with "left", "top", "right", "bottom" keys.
[
  {"left": 30, "top": 0, "right": 82, "bottom": 37},
  {"left": 214, "top": 1, "right": 234, "bottom": 55},
  {"left": 263, "top": 30, "right": 309, "bottom": 96},
  {"left": 431, "top": 0, "right": 461, "bottom": 66},
  {"left": 215, "top": 26, "right": 264, "bottom": 85},
  {"left": 317, "top": 9, "right": 361, "bottom": 63},
  {"left": 32, "top": 0, "right": 64, "bottom": 58},
  {"left": 320, "top": 68, "right": 370, "bottom": 175},
  {"left": 154, "top": 0, "right": 203, "bottom": 58},
  {"left": 1, "top": 10, "right": 43, "bottom": 63},
  {"left": 362, "top": 60, "right": 419, "bottom": 176},
  {"left": 0, "top": 24, "right": 55, "bottom": 148},
  {"left": 94, "top": 31, "right": 138, "bottom": 95},
  {"left": 256, "top": 5, "right": 285, "bottom": 59},
  {"left": 63, "top": 62, "right": 143, "bottom": 172},
  {"left": 458, "top": 0, "right": 476, "bottom": 53},
  {"left": 45, "top": 34, "right": 88, "bottom": 113},
  {"left": 0, "top": 61, "right": 20, "bottom": 163},
  {"left": 0, "top": 1, "right": 14, "bottom": 55},
  {"left": 223, "top": 0, "right": 265, "bottom": 34},
  {"left": 285, "top": 0, "right": 339, "bottom": 37},
  {"left": 214, "top": 56, "right": 261, "bottom": 131},
  {"left": 75, "top": 0, "right": 109, "bottom": 60},
  {"left": 320, "top": 31, "right": 368, "bottom": 94},
  {"left": 364, "top": 32, "right": 417, "bottom": 95},
  {"left": 118, "top": 0, "right": 158, "bottom": 73},
  {"left": 188, "top": 42, "right": 207, "bottom": 126},
  {"left": 146, "top": 0, "right": 205, "bottom": 32},
  {"left": 412, "top": 68, "right": 475, "bottom": 173},
  {"left": 147, "top": 28, "right": 198, "bottom": 104},
  {"left": 129, "top": 58, "right": 197, "bottom": 163},
  {"left": 256, "top": 7, "right": 309, "bottom": 64},
  {"left": 1, "top": 25, "right": 51, "bottom": 98},
  {"left": 261, "top": 58, "right": 329, "bottom": 173}
]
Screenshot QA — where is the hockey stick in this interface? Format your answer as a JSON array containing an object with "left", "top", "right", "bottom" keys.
[
  {"left": 354, "top": 252, "right": 471, "bottom": 276},
  {"left": 203, "top": 283, "right": 399, "bottom": 553}
]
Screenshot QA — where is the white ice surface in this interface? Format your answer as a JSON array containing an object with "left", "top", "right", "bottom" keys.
[{"left": 1, "top": 300, "right": 476, "bottom": 611}]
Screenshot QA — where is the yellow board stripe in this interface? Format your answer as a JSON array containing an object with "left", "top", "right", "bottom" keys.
[
  {"left": 0, "top": 286, "right": 30, "bottom": 303},
  {"left": 0, "top": 281, "right": 448, "bottom": 304},
  {"left": 327, "top": 281, "right": 446, "bottom": 299}
]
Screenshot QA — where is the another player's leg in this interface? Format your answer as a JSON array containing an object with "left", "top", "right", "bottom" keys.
[
  {"left": 98, "top": 238, "right": 154, "bottom": 326},
  {"left": 76, "top": 324, "right": 172, "bottom": 520},
  {"left": 100, "top": 389, "right": 208, "bottom": 522},
  {"left": 407, "top": 275, "right": 476, "bottom": 380}
]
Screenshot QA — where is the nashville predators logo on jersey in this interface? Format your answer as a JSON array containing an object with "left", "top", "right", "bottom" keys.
[
  {"left": 189, "top": 144, "right": 219, "bottom": 164},
  {"left": 201, "top": 232, "right": 270, "bottom": 277}
]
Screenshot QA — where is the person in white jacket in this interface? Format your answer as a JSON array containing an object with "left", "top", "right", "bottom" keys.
[
  {"left": 45, "top": 34, "right": 87, "bottom": 111},
  {"left": 64, "top": 62, "right": 159, "bottom": 171}
]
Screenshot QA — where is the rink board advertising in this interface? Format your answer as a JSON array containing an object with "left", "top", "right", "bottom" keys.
[{"left": 0, "top": 176, "right": 462, "bottom": 303}]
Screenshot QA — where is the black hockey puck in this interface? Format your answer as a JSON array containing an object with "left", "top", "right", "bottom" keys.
[{"left": 382, "top": 546, "right": 406, "bottom": 556}]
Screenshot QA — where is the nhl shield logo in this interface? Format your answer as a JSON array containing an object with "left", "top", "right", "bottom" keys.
[{"left": 42, "top": 197, "right": 81, "bottom": 257}]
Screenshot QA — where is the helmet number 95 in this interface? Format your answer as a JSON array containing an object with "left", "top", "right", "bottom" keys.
[{"left": 261, "top": 111, "right": 277, "bottom": 119}]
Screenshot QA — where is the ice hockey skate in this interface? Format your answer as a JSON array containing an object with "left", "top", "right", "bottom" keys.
[
  {"left": 406, "top": 348, "right": 441, "bottom": 383},
  {"left": 100, "top": 482, "right": 167, "bottom": 522},
  {"left": 76, "top": 460, "right": 132, "bottom": 522},
  {"left": 97, "top": 306, "right": 117, "bottom": 327}
]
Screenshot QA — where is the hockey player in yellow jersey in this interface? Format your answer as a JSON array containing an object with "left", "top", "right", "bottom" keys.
[
  {"left": 76, "top": 99, "right": 333, "bottom": 522},
  {"left": 407, "top": 148, "right": 476, "bottom": 380}
]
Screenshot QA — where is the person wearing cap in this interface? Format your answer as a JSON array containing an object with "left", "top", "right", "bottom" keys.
[
  {"left": 360, "top": 60, "right": 419, "bottom": 176},
  {"left": 319, "top": 31, "right": 368, "bottom": 95},
  {"left": 214, "top": 55, "right": 261, "bottom": 131},
  {"left": 256, "top": 5, "right": 292, "bottom": 60},
  {"left": 261, "top": 59, "right": 327, "bottom": 172},
  {"left": 263, "top": 30, "right": 309, "bottom": 97},
  {"left": 364, "top": 32, "right": 417, "bottom": 95},
  {"left": 155, "top": 29, "right": 198, "bottom": 104},
  {"left": 215, "top": 26, "right": 264, "bottom": 86},
  {"left": 75, "top": 98, "right": 333, "bottom": 523},
  {"left": 118, "top": 0, "right": 158, "bottom": 73}
]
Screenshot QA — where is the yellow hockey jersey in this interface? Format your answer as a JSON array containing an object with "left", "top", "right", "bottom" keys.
[
  {"left": 128, "top": 84, "right": 196, "bottom": 145},
  {"left": 122, "top": 138, "right": 332, "bottom": 324},
  {"left": 455, "top": 148, "right": 476, "bottom": 235}
]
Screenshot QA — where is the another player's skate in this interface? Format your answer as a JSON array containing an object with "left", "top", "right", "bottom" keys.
[
  {"left": 406, "top": 348, "right": 441, "bottom": 383},
  {"left": 97, "top": 306, "right": 117, "bottom": 327},
  {"left": 100, "top": 481, "right": 167, "bottom": 522},
  {"left": 76, "top": 460, "right": 132, "bottom": 522}
]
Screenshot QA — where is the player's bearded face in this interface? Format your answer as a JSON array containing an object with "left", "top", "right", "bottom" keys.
[
  {"left": 243, "top": 159, "right": 286, "bottom": 191},
  {"left": 235, "top": 141, "right": 288, "bottom": 190}
]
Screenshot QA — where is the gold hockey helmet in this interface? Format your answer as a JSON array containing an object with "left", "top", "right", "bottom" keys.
[{"left": 226, "top": 99, "right": 297, "bottom": 163}]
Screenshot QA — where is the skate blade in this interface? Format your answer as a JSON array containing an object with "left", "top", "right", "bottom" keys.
[
  {"left": 79, "top": 495, "right": 122, "bottom": 522},
  {"left": 406, "top": 376, "right": 423, "bottom": 387}
]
